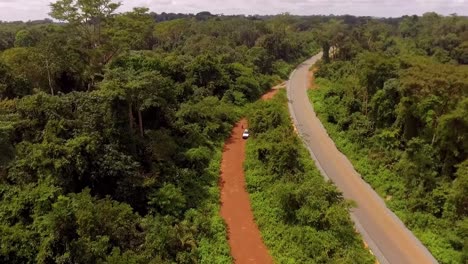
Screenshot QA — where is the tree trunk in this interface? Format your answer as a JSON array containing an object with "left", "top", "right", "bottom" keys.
[
  {"left": 128, "top": 102, "right": 134, "bottom": 133},
  {"left": 45, "top": 58, "right": 54, "bottom": 96},
  {"left": 364, "top": 89, "right": 369, "bottom": 117},
  {"left": 323, "top": 42, "right": 331, "bottom": 63},
  {"left": 138, "top": 109, "right": 144, "bottom": 137},
  {"left": 431, "top": 117, "right": 439, "bottom": 146}
]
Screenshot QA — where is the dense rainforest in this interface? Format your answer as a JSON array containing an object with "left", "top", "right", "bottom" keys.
[
  {"left": 0, "top": 0, "right": 466, "bottom": 262},
  {"left": 309, "top": 13, "right": 468, "bottom": 263},
  {"left": 0, "top": 0, "right": 324, "bottom": 263}
]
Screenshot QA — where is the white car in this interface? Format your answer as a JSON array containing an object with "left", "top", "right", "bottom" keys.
[{"left": 242, "top": 129, "right": 249, "bottom": 139}]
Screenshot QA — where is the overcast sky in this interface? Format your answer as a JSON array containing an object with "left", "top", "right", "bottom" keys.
[{"left": 0, "top": 0, "right": 467, "bottom": 21}]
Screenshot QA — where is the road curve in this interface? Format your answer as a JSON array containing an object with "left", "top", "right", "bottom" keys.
[{"left": 287, "top": 53, "right": 438, "bottom": 264}]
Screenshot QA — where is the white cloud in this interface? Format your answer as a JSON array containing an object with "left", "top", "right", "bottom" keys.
[{"left": 0, "top": 0, "right": 467, "bottom": 21}]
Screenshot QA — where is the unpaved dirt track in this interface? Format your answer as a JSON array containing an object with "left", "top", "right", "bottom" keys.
[
  {"left": 261, "top": 88, "right": 279, "bottom": 100},
  {"left": 220, "top": 118, "right": 274, "bottom": 264},
  {"left": 287, "top": 53, "right": 438, "bottom": 264}
]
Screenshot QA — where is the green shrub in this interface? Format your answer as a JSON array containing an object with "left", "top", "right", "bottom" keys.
[{"left": 245, "top": 90, "right": 375, "bottom": 263}]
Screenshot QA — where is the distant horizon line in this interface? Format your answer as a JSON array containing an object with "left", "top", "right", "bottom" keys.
[{"left": 1, "top": 10, "right": 466, "bottom": 23}]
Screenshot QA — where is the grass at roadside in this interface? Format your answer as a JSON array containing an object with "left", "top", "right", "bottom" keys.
[
  {"left": 244, "top": 90, "right": 375, "bottom": 263},
  {"left": 198, "top": 146, "right": 233, "bottom": 263}
]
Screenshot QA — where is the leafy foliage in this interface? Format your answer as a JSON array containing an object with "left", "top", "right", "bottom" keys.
[
  {"left": 245, "top": 91, "right": 374, "bottom": 263},
  {"left": 309, "top": 14, "right": 468, "bottom": 263},
  {"left": 0, "top": 1, "right": 318, "bottom": 263}
]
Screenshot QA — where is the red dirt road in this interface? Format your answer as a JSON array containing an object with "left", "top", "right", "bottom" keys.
[
  {"left": 261, "top": 88, "right": 279, "bottom": 100},
  {"left": 220, "top": 97, "right": 275, "bottom": 263}
]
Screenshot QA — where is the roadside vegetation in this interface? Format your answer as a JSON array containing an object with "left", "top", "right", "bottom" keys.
[
  {"left": 309, "top": 13, "right": 468, "bottom": 264},
  {"left": 244, "top": 91, "right": 375, "bottom": 263},
  {"left": 1, "top": 0, "right": 466, "bottom": 262},
  {"left": 0, "top": 1, "right": 317, "bottom": 263}
]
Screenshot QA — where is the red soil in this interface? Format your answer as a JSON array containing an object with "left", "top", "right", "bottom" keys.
[
  {"left": 308, "top": 67, "right": 318, "bottom": 90},
  {"left": 260, "top": 89, "right": 279, "bottom": 100},
  {"left": 220, "top": 96, "right": 275, "bottom": 263}
]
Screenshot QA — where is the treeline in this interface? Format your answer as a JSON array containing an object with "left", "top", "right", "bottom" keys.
[
  {"left": 0, "top": 0, "right": 316, "bottom": 263},
  {"left": 245, "top": 91, "right": 374, "bottom": 263},
  {"left": 309, "top": 13, "right": 468, "bottom": 263}
]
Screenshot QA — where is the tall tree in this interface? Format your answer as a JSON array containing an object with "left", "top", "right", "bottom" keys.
[
  {"left": 315, "top": 20, "right": 346, "bottom": 63},
  {"left": 49, "top": 0, "right": 122, "bottom": 89}
]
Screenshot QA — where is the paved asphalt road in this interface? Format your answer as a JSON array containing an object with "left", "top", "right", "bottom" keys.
[{"left": 287, "top": 53, "right": 438, "bottom": 264}]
